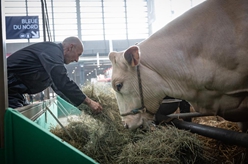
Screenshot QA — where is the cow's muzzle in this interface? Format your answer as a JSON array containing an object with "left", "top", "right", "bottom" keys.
[{"left": 120, "top": 106, "right": 153, "bottom": 117}]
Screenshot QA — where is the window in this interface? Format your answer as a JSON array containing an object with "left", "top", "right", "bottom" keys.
[{"left": 4, "top": 0, "right": 149, "bottom": 42}]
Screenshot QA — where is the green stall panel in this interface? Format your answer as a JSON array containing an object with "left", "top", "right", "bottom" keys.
[
  {"left": 57, "top": 96, "right": 81, "bottom": 118},
  {"left": 34, "top": 101, "right": 58, "bottom": 131},
  {"left": 4, "top": 108, "right": 98, "bottom": 164},
  {"left": 15, "top": 100, "right": 59, "bottom": 131},
  {"left": 0, "top": 148, "right": 4, "bottom": 163}
]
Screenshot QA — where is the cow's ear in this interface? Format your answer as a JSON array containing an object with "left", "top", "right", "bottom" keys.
[
  {"left": 124, "top": 45, "right": 140, "bottom": 67},
  {"left": 108, "top": 51, "right": 116, "bottom": 63}
]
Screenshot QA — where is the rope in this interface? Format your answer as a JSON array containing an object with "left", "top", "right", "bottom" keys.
[
  {"left": 45, "top": 105, "right": 73, "bottom": 140},
  {"left": 137, "top": 65, "right": 144, "bottom": 108},
  {"left": 120, "top": 65, "right": 154, "bottom": 116}
]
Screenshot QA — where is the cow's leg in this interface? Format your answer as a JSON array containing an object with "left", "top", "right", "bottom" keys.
[
  {"left": 155, "top": 98, "right": 179, "bottom": 124},
  {"left": 179, "top": 100, "right": 191, "bottom": 122},
  {"left": 238, "top": 122, "right": 248, "bottom": 132},
  {"left": 217, "top": 96, "right": 248, "bottom": 122},
  {"left": 217, "top": 97, "right": 248, "bottom": 132}
]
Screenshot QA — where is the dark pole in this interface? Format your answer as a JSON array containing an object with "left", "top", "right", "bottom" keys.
[
  {"left": 0, "top": 1, "right": 8, "bottom": 148},
  {"left": 41, "top": 0, "right": 50, "bottom": 99},
  {"left": 41, "top": 0, "right": 46, "bottom": 42},
  {"left": 25, "top": 0, "right": 30, "bottom": 44},
  {"left": 171, "top": 119, "right": 248, "bottom": 148}
]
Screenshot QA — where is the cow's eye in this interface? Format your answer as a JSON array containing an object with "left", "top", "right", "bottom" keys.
[{"left": 116, "top": 83, "right": 123, "bottom": 92}]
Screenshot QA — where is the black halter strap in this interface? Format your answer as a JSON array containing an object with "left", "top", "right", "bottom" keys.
[{"left": 120, "top": 65, "right": 154, "bottom": 117}]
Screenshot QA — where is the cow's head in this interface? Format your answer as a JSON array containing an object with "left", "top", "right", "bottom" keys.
[{"left": 108, "top": 45, "right": 167, "bottom": 130}]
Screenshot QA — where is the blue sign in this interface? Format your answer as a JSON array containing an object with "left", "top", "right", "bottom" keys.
[{"left": 6, "top": 16, "right": 40, "bottom": 39}]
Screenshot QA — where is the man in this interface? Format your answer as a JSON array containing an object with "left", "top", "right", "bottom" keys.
[{"left": 7, "top": 36, "right": 103, "bottom": 113}]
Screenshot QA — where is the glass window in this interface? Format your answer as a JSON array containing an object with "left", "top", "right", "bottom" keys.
[{"left": 4, "top": 0, "right": 149, "bottom": 42}]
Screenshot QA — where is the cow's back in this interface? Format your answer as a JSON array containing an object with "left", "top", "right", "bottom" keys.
[
  {"left": 108, "top": 0, "right": 248, "bottom": 131},
  {"left": 138, "top": 0, "right": 248, "bottom": 114},
  {"left": 139, "top": 0, "right": 248, "bottom": 92}
]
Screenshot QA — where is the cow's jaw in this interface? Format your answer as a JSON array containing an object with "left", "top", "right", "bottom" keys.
[{"left": 115, "top": 86, "right": 159, "bottom": 130}]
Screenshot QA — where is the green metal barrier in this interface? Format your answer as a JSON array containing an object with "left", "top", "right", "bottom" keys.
[
  {"left": 34, "top": 100, "right": 58, "bottom": 131},
  {"left": 0, "top": 148, "right": 4, "bottom": 163},
  {"left": 2, "top": 99, "right": 98, "bottom": 164},
  {"left": 57, "top": 96, "right": 81, "bottom": 117}
]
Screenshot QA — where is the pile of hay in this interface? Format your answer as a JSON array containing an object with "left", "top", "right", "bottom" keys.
[
  {"left": 51, "top": 83, "right": 247, "bottom": 164},
  {"left": 193, "top": 116, "right": 247, "bottom": 163},
  {"left": 117, "top": 125, "right": 213, "bottom": 164}
]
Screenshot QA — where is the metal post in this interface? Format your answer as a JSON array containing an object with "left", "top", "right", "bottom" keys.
[
  {"left": 124, "top": 0, "right": 128, "bottom": 40},
  {"left": 76, "top": 0, "right": 82, "bottom": 39},
  {"left": 0, "top": 1, "right": 8, "bottom": 148},
  {"left": 101, "top": 0, "right": 106, "bottom": 41},
  {"left": 41, "top": 0, "right": 46, "bottom": 42},
  {"left": 25, "top": 0, "right": 30, "bottom": 45},
  {"left": 41, "top": 0, "right": 50, "bottom": 99}
]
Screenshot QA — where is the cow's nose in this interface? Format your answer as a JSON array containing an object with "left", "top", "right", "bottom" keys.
[{"left": 122, "top": 121, "right": 129, "bottom": 129}]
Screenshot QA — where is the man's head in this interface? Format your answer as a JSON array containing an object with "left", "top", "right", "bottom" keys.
[{"left": 62, "top": 36, "right": 84, "bottom": 64}]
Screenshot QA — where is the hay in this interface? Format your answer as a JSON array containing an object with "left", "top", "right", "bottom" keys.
[
  {"left": 51, "top": 83, "right": 134, "bottom": 163},
  {"left": 117, "top": 126, "right": 213, "bottom": 164},
  {"left": 51, "top": 83, "right": 247, "bottom": 164},
  {"left": 193, "top": 117, "right": 247, "bottom": 163}
]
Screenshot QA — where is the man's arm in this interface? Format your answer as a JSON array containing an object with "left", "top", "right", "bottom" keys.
[
  {"left": 51, "top": 83, "right": 73, "bottom": 104},
  {"left": 50, "top": 65, "right": 86, "bottom": 106}
]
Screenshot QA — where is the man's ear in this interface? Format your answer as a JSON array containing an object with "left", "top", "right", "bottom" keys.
[{"left": 123, "top": 45, "right": 140, "bottom": 67}]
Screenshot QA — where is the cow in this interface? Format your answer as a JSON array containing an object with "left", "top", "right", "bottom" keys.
[{"left": 108, "top": 0, "right": 248, "bottom": 131}]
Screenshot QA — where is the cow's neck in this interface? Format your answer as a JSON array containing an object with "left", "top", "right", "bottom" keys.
[
  {"left": 136, "top": 4, "right": 211, "bottom": 101},
  {"left": 139, "top": 33, "right": 195, "bottom": 101}
]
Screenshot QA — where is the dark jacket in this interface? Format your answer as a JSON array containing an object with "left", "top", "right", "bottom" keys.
[{"left": 7, "top": 42, "right": 86, "bottom": 106}]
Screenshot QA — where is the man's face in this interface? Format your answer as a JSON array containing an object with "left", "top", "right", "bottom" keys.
[{"left": 63, "top": 44, "right": 83, "bottom": 64}]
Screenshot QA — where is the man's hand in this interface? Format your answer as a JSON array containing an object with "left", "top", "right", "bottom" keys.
[{"left": 84, "top": 97, "right": 103, "bottom": 114}]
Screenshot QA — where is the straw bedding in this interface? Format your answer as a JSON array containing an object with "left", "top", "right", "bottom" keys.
[{"left": 50, "top": 83, "right": 247, "bottom": 164}]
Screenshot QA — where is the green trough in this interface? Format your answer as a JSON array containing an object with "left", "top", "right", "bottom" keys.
[{"left": 0, "top": 97, "right": 98, "bottom": 164}]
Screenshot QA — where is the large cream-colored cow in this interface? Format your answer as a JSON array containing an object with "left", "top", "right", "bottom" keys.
[{"left": 109, "top": 0, "right": 248, "bottom": 131}]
